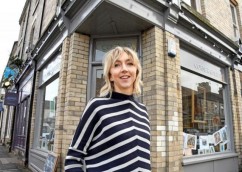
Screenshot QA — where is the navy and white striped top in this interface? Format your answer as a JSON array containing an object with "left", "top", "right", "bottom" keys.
[{"left": 65, "top": 92, "right": 151, "bottom": 172}]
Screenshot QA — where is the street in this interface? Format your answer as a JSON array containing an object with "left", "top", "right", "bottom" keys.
[{"left": 0, "top": 144, "right": 30, "bottom": 172}]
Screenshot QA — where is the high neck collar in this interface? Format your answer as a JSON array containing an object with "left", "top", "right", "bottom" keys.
[{"left": 108, "top": 92, "right": 134, "bottom": 100}]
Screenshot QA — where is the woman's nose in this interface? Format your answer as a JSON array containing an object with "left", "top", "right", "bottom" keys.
[{"left": 121, "top": 64, "right": 128, "bottom": 72}]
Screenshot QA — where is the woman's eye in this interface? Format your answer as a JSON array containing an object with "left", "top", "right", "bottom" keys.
[
  {"left": 127, "top": 62, "right": 134, "bottom": 66},
  {"left": 114, "top": 63, "right": 120, "bottom": 67}
]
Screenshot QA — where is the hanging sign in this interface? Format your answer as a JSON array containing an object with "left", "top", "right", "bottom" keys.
[{"left": 4, "top": 92, "right": 19, "bottom": 106}]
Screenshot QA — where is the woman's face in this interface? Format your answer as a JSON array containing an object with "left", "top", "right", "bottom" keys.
[{"left": 109, "top": 52, "right": 137, "bottom": 95}]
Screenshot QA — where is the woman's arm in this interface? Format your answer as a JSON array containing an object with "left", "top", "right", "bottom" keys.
[{"left": 64, "top": 98, "right": 99, "bottom": 172}]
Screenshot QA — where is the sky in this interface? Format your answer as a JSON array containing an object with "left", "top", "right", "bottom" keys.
[{"left": 0, "top": 0, "right": 26, "bottom": 80}]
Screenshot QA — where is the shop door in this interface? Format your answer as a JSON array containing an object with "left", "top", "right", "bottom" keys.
[{"left": 13, "top": 97, "right": 29, "bottom": 150}]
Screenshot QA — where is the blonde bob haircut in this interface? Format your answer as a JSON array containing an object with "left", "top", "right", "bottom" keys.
[{"left": 100, "top": 46, "right": 143, "bottom": 97}]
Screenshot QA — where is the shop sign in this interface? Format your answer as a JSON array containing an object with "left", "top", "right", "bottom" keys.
[
  {"left": 40, "top": 55, "right": 61, "bottom": 85},
  {"left": 4, "top": 92, "right": 19, "bottom": 106},
  {"left": 180, "top": 49, "right": 224, "bottom": 82}
]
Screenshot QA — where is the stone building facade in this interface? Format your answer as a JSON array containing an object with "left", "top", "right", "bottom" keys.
[{"left": 1, "top": 0, "right": 242, "bottom": 172}]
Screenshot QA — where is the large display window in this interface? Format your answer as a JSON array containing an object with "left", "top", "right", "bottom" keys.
[
  {"left": 181, "top": 70, "right": 229, "bottom": 156},
  {"left": 35, "top": 53, "right": 61, "bottom": 152},
  {"left": 38, "top": 78, "right": 59, "bottom": 151}
]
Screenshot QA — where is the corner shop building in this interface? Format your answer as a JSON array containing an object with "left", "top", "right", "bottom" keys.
[{"left": 12, "top": 1, "right": 241, "bottom": 172}]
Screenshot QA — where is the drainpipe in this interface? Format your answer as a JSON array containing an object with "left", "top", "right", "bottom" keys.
[
  {"left": 3, "top": 105, "right": 10, "bottom": 146},
  {"left": 9, "top": 84, "right": 19, "bottom": 152},
  {"left": 0, "top": 107, "right": 4, "bottom": 142},
  {"left": 24, "top": 59, "right": 37, "bottom": 166},
  {"left": 9, "top": 107, "right": 16, "bottom": 152}
]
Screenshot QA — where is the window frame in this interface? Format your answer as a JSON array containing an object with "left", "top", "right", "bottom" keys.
[
  {"left": 181, "top": 68, "right": 234, "bottom": 159},
  {"left": 87, "top": 34, "right": 141, "bottom": 100},
  {"left": 34, "top": 74, "right": 59, "bottom": 151},
  {"left": 182, "top": 0, "right": 202, "bottom": 13},
  {"left": 230, "top": 3, "right": 239, "bottom": 40},
  {"left": 33, "top": 52, "right": 61, "bottom": 151}
]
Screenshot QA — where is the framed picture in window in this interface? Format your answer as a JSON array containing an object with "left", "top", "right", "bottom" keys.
[
  {"left": 43, "top": 152, "right": 58, "bottom": 172},
  {"left": 209, "top": 146, "right": 215, "bottom": 153},
  {"left": 185, "top": 134, "right": 197, "bottom": 150},
  {"left": 213, "top": 130, "right": 222, "bottom": 146},
  {"left": 220, "top": 143, "right": 225, "bottom": 152},
  {"left": 198, "top": 149, "right": 205, "bottom": 155}
]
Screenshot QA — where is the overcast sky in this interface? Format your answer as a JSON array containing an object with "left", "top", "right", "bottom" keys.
[{"left": 0, "top": 0, "right": 26, "bottom": 80}]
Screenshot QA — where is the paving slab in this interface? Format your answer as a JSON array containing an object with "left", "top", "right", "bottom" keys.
[{"left": 0, "top": 145, "right": 31, "bottom": 172}]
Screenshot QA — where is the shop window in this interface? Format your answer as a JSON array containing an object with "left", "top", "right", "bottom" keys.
[
  {"left": 182, "top": 0, "right": 202, "bottom": 13},
  {"left": 181, "top": 70, "right": 229, "bottom": 156},
  {"left": 38, "top": 78, "right": 59, "bottom": 151},
  {"left": 90, "top": 37, "right": 139, "bottom": 98},
  {"left": 92, "top": 66, "right": 104, "bottom": 97}
]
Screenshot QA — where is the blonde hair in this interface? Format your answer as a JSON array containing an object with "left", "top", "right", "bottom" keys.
[{"left": 100, "top": 46, "right": 143, "bottom": 97}]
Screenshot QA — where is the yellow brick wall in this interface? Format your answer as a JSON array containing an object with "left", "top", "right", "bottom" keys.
[
  {"left": 54, "top": 36, "right": 70, "bottom": 171},
  {"left": 41, "top": 0, "right": 58, "bottom": 36},
  {"left": 142, "top": 26, "right": 183, "bottom": 172},
  {"left": 203, "top": 0, "right": 235, "bottom": 40},
  {"left": 229, "top": 69, "right": 242, "bottom": 171},
  {"left": 29, "top": 71, "right": 40, "bottom": 147},
  {"left": 58, "top": 32, "right": 90, "bottom": 169}
]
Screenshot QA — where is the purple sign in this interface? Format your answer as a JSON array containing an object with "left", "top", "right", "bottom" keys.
[{"left": 4, "top": 92, "right": 19, "bottom": 106}]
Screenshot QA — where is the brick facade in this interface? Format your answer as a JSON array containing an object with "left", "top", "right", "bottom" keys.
[
  {"left": 142, "top": 26, "right": 183, "bottom": 172},
  {"left": 54, "top": 36, "right": 70, "bottom": 170},
  {"left": 29, "top": 71, "right": 40, "bottom": 147},
  {"left": 41, "top": 0, "right": 58, "bottom": 36},
  {"left": 54, "top": 33, "right": 90, "bottom": 169},
  {"left": 202, "top": 0, "right": 235, "bottom": 40},
  {"left": 229, "top": 69, "right": 242, "bottom": 171}
]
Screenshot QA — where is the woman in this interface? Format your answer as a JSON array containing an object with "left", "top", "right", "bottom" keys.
[{"left": 65, "top": 46, "right": 151, "bottom": 172}]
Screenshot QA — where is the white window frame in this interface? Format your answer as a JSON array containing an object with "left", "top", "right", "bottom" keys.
[
  {"left": 230, "top": 3, "right": 239, "bottom": 41},
  {"left": 182, "top": 0, "right": 202, "bottom": 13}
]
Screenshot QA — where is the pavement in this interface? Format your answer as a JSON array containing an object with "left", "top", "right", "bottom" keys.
[{"left": 0, "top": 144, "right": 31, "bottom": 172}]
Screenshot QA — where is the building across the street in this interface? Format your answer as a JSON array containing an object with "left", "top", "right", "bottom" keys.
[{"left": 1, "top": 0, "right": 242, "bottom": 172}]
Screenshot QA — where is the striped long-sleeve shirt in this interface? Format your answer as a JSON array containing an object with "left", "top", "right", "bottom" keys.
[{"left": 64, "top": 92, "right": 151, "bottom": 172}]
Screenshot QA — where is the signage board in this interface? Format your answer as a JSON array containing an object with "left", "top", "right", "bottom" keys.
[{"left": 4, "top": 92, "right": 19, "bottom": 106}]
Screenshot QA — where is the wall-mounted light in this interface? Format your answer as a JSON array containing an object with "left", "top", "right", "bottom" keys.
[{"left": 3, "top": 81, "right": 11, "bottom": 88}]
